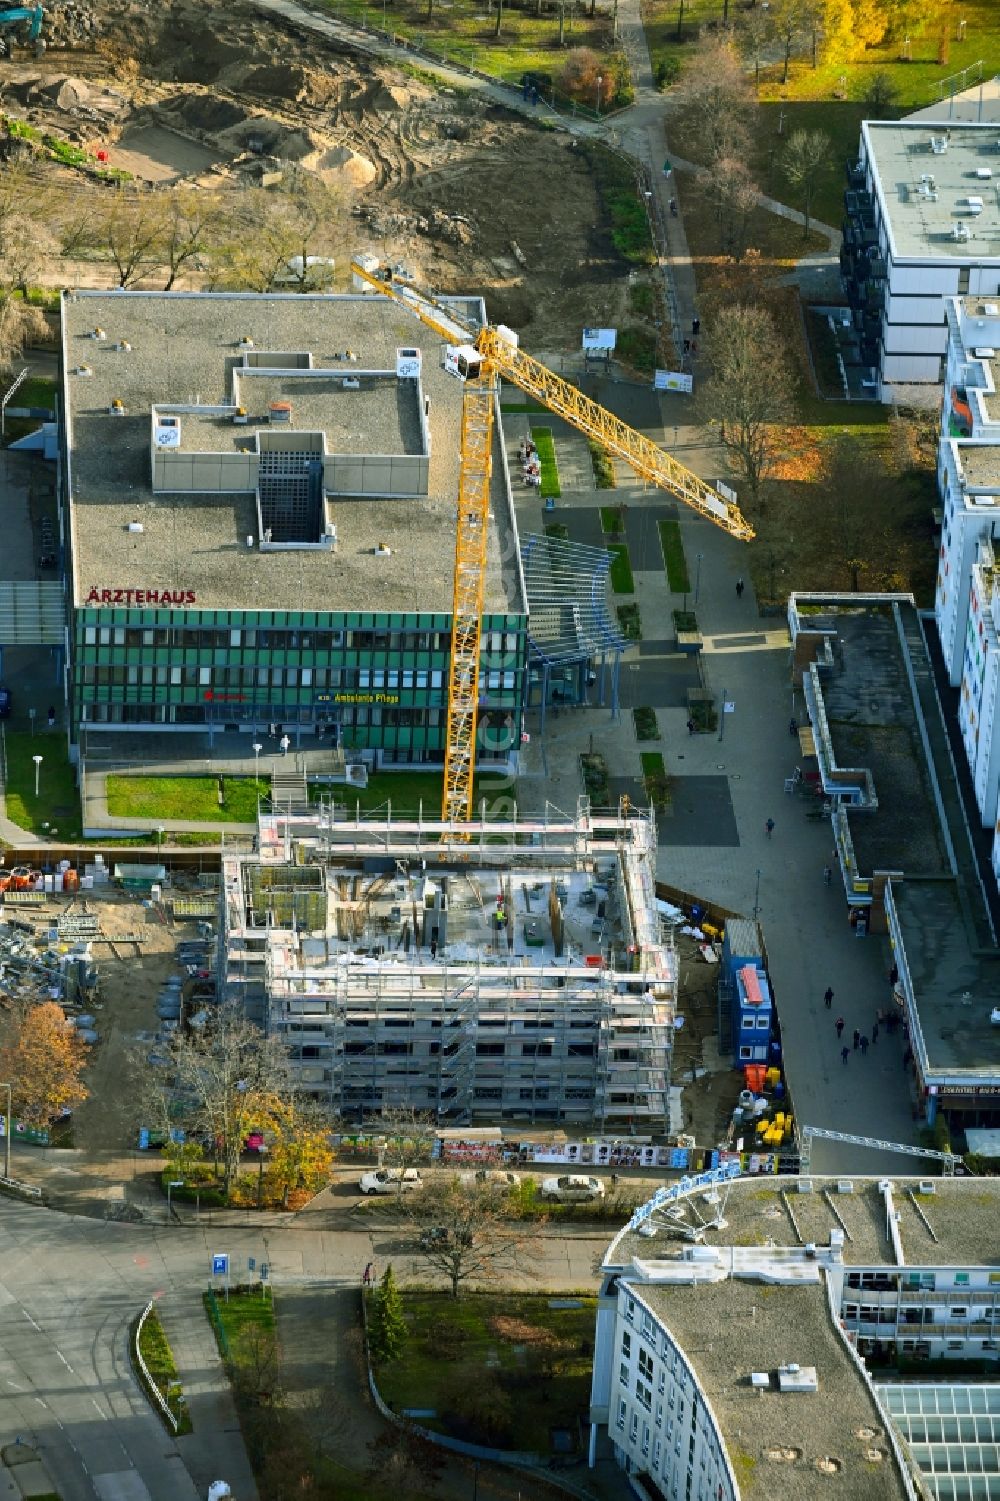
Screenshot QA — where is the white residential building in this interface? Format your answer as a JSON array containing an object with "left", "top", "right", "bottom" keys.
[
  {"left": 844, "top": 121, "right": 1000, "bottom": 397},
  {"left": 959, "top": 538, "right": 1000, "bottom": 836},
  {"left": 590, "top": 1173, "right": 1000, "bottom": 1501}
]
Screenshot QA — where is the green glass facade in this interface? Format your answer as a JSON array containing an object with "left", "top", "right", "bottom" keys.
[{"left": 74, "top": 606, "right": 527, "bottom": 765}]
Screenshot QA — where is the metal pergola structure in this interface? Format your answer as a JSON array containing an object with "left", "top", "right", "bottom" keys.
[{"left": 520, "top": 533, "right": 626, "bottom": 734}]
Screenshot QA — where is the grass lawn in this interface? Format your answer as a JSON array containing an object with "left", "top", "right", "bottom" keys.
[
  {"left": 319, "top": 0, "right": 627, "bottom": 102},
  {"left": 607, "top": 541, "right": 635, "bottom": 594},
  {"left": 530, "top": 426, "right": 561, "bottom": 497},
  {"left": 5, "top": 375, "right": 56, "bottom": 409},
  {"left": 2, "top": 728, "right": 82, "bottom": 838},
  {"left": 616, "top": 326, "right": 658, "bottom": 375},
  {"left": 640, "top": 749, "right": 671, "bottom": 809},
  {"left": 657, "top": 518, "right": 690, "bottom": 593},
  {"left": 500, "top": 398, "right": 550, "bottom": 414},
  {"left": 375, "top": 1291, "right": 597, "bottom": 1455},
  {"left": 205, "top": 1286, "right": 275, "bottom": 1360},
  {"left": 600, "top": 503, "right": 626, "bottom": 532},
  {"left": 578, "top": 140, "right": 657, "bottom": 265},
  {"left": 805, "top": 305, "right": 847, "bottom": 399},
  {"left": 544, "top": 521, "right": 569, "bottom": 540},
  {"left": 107, "top": 770, "right": 521, "bottom": 822},
  {"left": 106, "top": 774, "right": 267, "bottom": 823},
  {"left": 136, "top": 1305, "right": 192, "bottom": 1435}
]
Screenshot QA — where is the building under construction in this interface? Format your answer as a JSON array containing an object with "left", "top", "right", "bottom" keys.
[{"left": 220, "top": 802, "right": 676, "bottom": 1128}]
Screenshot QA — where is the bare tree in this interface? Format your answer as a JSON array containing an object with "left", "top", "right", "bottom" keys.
[
  {"left": 697, "top": 303, "right": 798, "bottom": 506},
  {"left": 737, "top": 8, "right": 772, "bottom": 88},
  {"left": 162, "top": 190, "right": 224, "bottom": 291},
  {"left": 143, "top": 1002, "right": 298, "bottom": 1197},
  {"left": 781, "top": 128, "right": 832, "bottom": 239},
  {"left": 669, "top": 36, "right": 757, "bottom": 164},
  {"left": 0, "top": 296, "right": 49, "bottom": 375},
  {"left": 770, "top": 0, "right": 805, "bottom": 82},
  {"left": 405, "top": 1176, "right": 541, "bottom": 1298},
  {"left": 103, "top": 193, "right": 168, "bottom": 288},
  {"left": 713, "top": 157, "right": 759, "bottom": 261}
]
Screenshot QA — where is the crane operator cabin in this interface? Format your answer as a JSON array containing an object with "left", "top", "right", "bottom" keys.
[{"left": 60, "top": 287, "right": 528, "bottom": 771}]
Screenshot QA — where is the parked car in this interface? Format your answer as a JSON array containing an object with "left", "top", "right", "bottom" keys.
[
  {"left": 0, "top": 687, "right": 11, "bottom": 718},
  {"left": 459, "top": 1168, "right": 521, "bottom": 1190},
  {"left": 540, "top": 1174, "right": 605, "bottom": 1203},
  {"left": 359, "top": 1167, "right": 423, "bottom": 1195}
]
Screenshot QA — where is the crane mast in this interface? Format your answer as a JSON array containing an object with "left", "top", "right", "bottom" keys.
[{"left": 350, "top": 257, "right": 754, "bottom": 828}]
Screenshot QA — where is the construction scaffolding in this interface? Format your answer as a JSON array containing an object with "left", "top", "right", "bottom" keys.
[{"left": 222, "top": 802, "right": 677, "bottom": 1127}]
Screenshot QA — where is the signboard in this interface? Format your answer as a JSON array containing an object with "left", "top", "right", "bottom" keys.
[
  {"left": 334, "top": 692, "right": 400, "bottom": 706},
  {"left": 654, "top": 370, "right": 693, "bottom": 393},
  {"left": 212, "top": 1253, "right": 229, "bottom": 1277},
  {"left": 582, "top": 327, "right": 617, "bottom": 352},
  {"left": 85, "top": 587, "right": 196, "bottom": 607}
]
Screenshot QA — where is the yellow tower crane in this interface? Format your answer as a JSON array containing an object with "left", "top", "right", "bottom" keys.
[{"left": 350, "top": 256, "right": 754, "bottom": 830}]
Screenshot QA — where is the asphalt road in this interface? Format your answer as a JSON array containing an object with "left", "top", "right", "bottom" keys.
[{"left": 0, "top": 1194, "right": 612, "bottom": 1501}]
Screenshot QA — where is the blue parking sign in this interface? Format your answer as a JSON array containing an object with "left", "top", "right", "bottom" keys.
[{"left": 212, "top": 1253, "right": 229, "bottom": 1277}]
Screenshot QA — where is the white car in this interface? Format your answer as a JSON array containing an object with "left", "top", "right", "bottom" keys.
[
  {"left": 359, "top": 1167, "right": 423, "bottom": 1195},
  {"left": 459, "top": 1168, "right": 522, "bottom": 1190},
  {"left": 540, "top": 1174, "right": 605, "bottom": 1203}
]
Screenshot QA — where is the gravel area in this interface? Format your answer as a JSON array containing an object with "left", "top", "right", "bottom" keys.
[
  {"left": 178, "top": 374, "right": 424, "bottom": 456},
  {"left": 64, "top": 291, "right": 522, "bottom": 615}
]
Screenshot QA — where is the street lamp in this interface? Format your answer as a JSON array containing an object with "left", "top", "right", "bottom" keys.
[
  {"left": 155, "top": 826, "right": 164, "bottom": 855},
  {"left": 752, "top": 868, "right": 762, "bottom": 924},
  {"left": 1, "top": 1081, "right": 12, "bottom": 1180},
  {"left": 166, "top": 1179, "right": 184, "bottom": 1224},
  {"left": 695, "top": 552, "right": 704, "bottom": 605},
  {"left": 32, "top": 755, "right": 42, "bottom": 797},
  {"left": 596, "top": 73, "right": 603, "bottom": 115},
  {"left": 252, "top": 742, "right": 262, "bottom": 790}
]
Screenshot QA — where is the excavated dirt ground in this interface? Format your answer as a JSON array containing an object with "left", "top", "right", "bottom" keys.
[{"left": 0, "top": 0, "right": 639, "bottom": 347}]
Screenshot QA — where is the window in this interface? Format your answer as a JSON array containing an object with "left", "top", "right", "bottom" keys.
[
  {"left": 635, "top": 1379, "right": 652, "bottom": 1412},
  {"left": 620, "top": 1363, "right": 630, "bottom": 1388},
  {"left": 950, "top": 1307, "right": 968, "bottom": 1319},
  {"left": 639, "top": 1348, "right": 655, "bottom": 1381},
  {"left": 642, "top": 1423, "right": 650, "bottom": 1457},
  {"left": 954, "top": 1273, "right": 970, "bottom": 1287},
  {"left": 621, "top": 1332, "right": 631, "bottom": 1359},
  {"left": 617, "top": 1399, "right": 627, "bottom": 1432},
  {"left": 630, "top": 1412, "right": 639, "bottom": 1441},
  {"left": 738, "top": 1046, "right": 752, "bottom": 1060}
]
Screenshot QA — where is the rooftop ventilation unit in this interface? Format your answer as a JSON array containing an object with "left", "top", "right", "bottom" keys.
[
  {"left": 975, "top": 167, "right": 993, "bottom": 179},
  {"left": 116, "top": 339, "right": 131, "bottom": 353},
  {"left": 154, "top": 414, "right": 181, "bottom": 448},
  {"left": 396, "top": 346, "right": 421, "bottom": 379},
  {"left": 952, "top": 222, "right": 971, "bottom": 242},
  {"left": 918, "top": 1181, "right": 936, "bottom": 1194},
  {"left": 109, "top": 398, "right": 125, "bottom": 416},
  {"left": 268, "top": 401, "right": 292, "bottom": 424},
  {"left": 985, "top": 303, "right": 1000, "bottom": 316},
  {"left": 127, "top": 521, "right": 144, "bottom": 534},
  {"left": 750, "top": 1372, "right": 770, "bottom": 1390},
  {"left": 837, "top": 1180, "right": 854, "bottom": 1194},
  {"left": 797, "top": 1180, "right": 814, "bottom": 1193},
  {"left": 931, "top": 135, "right": 948, "bottom": 154},
  {"left": 778, "top": 1364, "right": 819, "bottom": 1394},
  {"left": 91, "top": 326, "right": 106, "bottom": 341},
  {"left": 965, "top": 196, "right": 985, "bottom": 214},
  {"left": 830, "top": 1228, "right": 845, "bottom": 1250},
  {"left": 973, "top": 348, "right": 996, "bottom": 358}
]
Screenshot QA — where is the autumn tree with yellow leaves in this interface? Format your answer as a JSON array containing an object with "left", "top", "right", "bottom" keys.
[{"left": 0, "top": 1001, "right": 89, "bottom": 1127}]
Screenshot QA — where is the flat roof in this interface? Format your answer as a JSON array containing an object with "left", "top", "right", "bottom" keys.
[
  {"left": 864, "top": 121, "right": 1000, "bottom": 261},
  {"left": 633, "top": 1277, "right": 907, "bottom": 1501},
  {"left": 168, "top": 374, "right": 423, "bottom": 456},
  {"left": 611, "top": 1177, "right": 1000, "bottom": 1270},
  {"left": 957, "top": 442, "right": 1000, "bottom": 489},
  {"left": 63, "top": 291, "right": 523, "bottom": 616}
]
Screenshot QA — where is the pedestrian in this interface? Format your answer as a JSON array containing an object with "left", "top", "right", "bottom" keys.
[
  {"left": 736, "top": 577, "right": 745, "bottom": 599},
  {"left": 764, "top": 817, "right": 775, "bottom": 838},
  {"left": 860, "top": 1034, "right": 869, "bottom": 1055},
  {"left": 853, "top": 1028, "right": 861, "bottom": 1051},
  {"left": 430, "top": 938, "right": 438, "bottom": 959},
  {"left": 683, "top": 338, "right": 691, "bottom": 355},
  {"left": 835, "top": 1016, "right": 845, "bottom": 1039},
  {"left": 363, "top": 1261, "right": 374, "bottom": 1287},
  {"left": 872, "top": 1022, "right": 879, "bottom": 1045},
  {"left": 692, "top": 316, "right": 700, "bottom": 336},
  {"left": 669, "top": 197, "right": 678, "bottom": 216},
  {"left": 789, "top": 716, "right": 798, "bottom": 736},
  {"left": 824, "top": 986, "right": 834, "bottom": 1009},
  {"left": 686, "top": 717, "right": 696, "bottom": 735},
  {"left": 889, "top": 963, "right": 899, "bottom": 987},
  {"left": 823, "top": 865, "right": 832, "bottom": 886},
  {"left": 841, "top": 1046, "right": 849, "bottom": 1065},
  {"left": 47, "top": 705, "right": 56, "bottom": 728}
]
